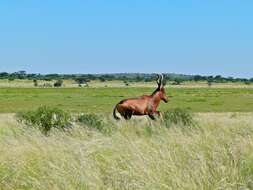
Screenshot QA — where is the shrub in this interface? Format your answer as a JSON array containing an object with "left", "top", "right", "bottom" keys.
[
  {"left": 33, "top": 79, "right": 38, "bottom": 87},
  {"left": 78, "top": 114, "right": 117, "bottom": 135},
  {"left": 172, "top": 78, "right": 183, "bottom": 85},
  {"left": 75, "top": 77, "right": 89, "bottom": 86},
  {"left": 244, "top": 81, "right": 251, "bottom": 85},
  {"left": 78, "top": 113, "right": 104, "bottom": 131},
  {"left": 123, "top": 80, "right": 130, "bottom": 86},
  {"left": 17, "top": 106, "right": 71, "bottom": 135},
  {"left": 54, "top": 80, "right": 63, "bottom": 87},
  {"left": 163, "top": 108, "right": 194, "bottom": 128}
]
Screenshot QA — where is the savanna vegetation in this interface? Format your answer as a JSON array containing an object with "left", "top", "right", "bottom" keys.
[
  {"left": 0, "top": 111, "right": 253, "bottom": 190},
  {"left": 1, "top": 71, "right": 253, "bottom": 190}
]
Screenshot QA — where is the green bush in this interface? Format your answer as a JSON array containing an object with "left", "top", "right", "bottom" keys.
[
  {"left": 163, "top": 108, "right": 195, "bottom": 128},
  {"left": 54, "top": 79, "right": 63, "bottom": 87},
  {"left": 244, "top": 81, "right": 251, "bottom": 85},
  {"left": 33, "top": 79, "right": 38, "bottom": 87},
  {"left": 17, "top": 106, "right": 71, "bottom": 135},
  {"left": 78, "top": 113, "right": 104, "bottom": 131}
]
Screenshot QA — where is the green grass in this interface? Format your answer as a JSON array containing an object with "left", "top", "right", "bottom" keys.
[
  {"left": 0, "top": 87, "right": 252, "bottom": 113},
  {"left": 0, "top": 113, "right": 253, "bottom": 189}
]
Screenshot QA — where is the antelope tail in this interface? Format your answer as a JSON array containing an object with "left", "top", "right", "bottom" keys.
[{"left": 113, "top": 104, "right": 120, "bottom": 120}]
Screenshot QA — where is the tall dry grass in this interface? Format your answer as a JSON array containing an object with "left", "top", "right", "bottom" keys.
[{"left": 0, "top": 113, "right": 253, "bottom": 190}]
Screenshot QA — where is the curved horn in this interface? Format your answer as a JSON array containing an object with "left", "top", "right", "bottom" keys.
[
  {"left": 156, "top": 74, "right": 161, "bottom": 86},
  {"left": 160, "top": 74, "right": 164, "bottom": 88},
  {"left": 160, "top": 74, "right": 164, "bottom": 83}
]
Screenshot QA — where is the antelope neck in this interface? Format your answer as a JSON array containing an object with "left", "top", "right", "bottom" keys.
[{"left": 151, "top": 91, "right": 161, "bottom": 103}]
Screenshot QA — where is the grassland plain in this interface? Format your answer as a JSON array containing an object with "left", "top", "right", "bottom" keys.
[
  {"left": 0, "top": 87, "right": 252, "bottom": 113},
  {"left": 0, "top": 113, "right": 253, "bottom": 190}
]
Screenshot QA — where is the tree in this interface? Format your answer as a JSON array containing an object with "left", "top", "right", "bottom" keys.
[
  {"left": 207, "top": 80, "right": 212, "bottom": 87},
  {"left": 225, "top": 77, "right": 234, "bottom": 83},
  {"left": 135, "top": 75, "right": 142, "bottom": 82},
  {"left": 0, "top": 72, "right": 8, "bottom": 79},
  {"left": 54, "top": 80, "right": 63, "bottom": 87},
  {"left": 33, "top": 79, "right": 38, "bottom": 87},
  {"left": 173, "top": 78, "right": 183, "bottom": 85},
  {"left": 123, "top": 80, "right": 129, "bottom": 86},
  {"left": 194, "top": 75, "right": 204, "bottom": 81},
  {"left": 17, "top": 71, "right": 26, "bottom": 75},
  {"left": 244, "top": 81, "right": 251, "bottom": 85},
  {"left": 214, "top": 75, "right": 223, "bottom": 82},
  {"left": 75, "top": 77, "right": 89, "bottom": 87},
  {"left": 99, "top": 77, "right": 106, "bottom": 82},
  {"left": 8, "top": 77, "right": 15, "bottom": 82}
]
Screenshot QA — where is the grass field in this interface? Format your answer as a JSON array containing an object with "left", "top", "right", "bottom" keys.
[
  {"left": 0, "top": 113, "right": 253, "bottom": 190},
  {"left": 0, "top": 87, "right": 252, "bottom": 113},
  {"left": 1, "top": 84, "right": 253, "bottom": 189}
]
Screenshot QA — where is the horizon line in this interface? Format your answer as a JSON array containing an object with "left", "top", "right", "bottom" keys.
[{"left": 1, "top": 71, "right": 252, "bottom": 79}]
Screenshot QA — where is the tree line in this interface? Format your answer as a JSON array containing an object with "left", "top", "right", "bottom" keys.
[{"left": 0, "top": 71, "right": 252, "bottom": 85}]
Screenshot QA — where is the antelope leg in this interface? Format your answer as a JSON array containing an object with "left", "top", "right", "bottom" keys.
[
  {"left": 124, "top": 109, "right": 133, "bottom": 120},
  {"left": 154, "top": 111, "right": 161, "bottom": 116},
  {"left": 148, "top": 114, "right": 156, "bottom": 120}
]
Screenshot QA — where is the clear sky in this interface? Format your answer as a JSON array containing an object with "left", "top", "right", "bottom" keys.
[{"left": 0, "top": 1, "right": 252, "bottom": 78}]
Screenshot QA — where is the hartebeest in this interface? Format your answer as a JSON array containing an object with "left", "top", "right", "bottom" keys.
[{"left": 113, "top": 74, "right": 168, "bottom": 120}]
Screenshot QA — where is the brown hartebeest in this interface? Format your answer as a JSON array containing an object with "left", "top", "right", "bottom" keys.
[{"left": 113, "top": 74, "right": 168, "bottom": 120}]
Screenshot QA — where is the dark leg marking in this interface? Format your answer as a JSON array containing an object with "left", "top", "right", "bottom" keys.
[
  {"left": 124, "top": 109, "right": 133, "bottom": 120},
  {"left": 148, "top": 114, "right": 156, "bottom": 120}
]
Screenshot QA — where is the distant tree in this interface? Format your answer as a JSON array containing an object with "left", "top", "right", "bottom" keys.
[
  {"left": 99, "top": 77, "right": 106, "bottom": 82},
  {"left": 87, "top": 74, "right": 96, "bottom": 81},
  {"left": 173, "top": 78, "right": 183, "bottom": 85},
  {"left": 54, "top": 80, "right": 63, "bottom": 87},
  {"left": 244, "top": 81, "right": 251, "bottom": 85},
  {"left": 194, "top": 75, "right": 204, "bottom": 81},
  {"left": 234, "top": 78, "right": 246, "bottom": 83},
  {"left": 0, "top": 72, "right": 8, "bottom": 79},
  {"left": 13, "top": 71, "right": 27, "bottom": 79},
  {"left": 75, "top": 77, "right": 89, "bottom": 87},
  {"left": 0, "top": 71, "right": 251, "bottom": 85},
  {"left": 8, "top": 77, "right": 15, "bottom": 82},
  {"left": 123, "top": 80, "right": 129, "bottom": 86},
  {"left": 33, "top": 79, "right": 38, "bottom": 87},
  {"left": 45, "top": 74, "right": 59, "bottom": 80},
  {"left": 17, "top": 71, "right": 26, "bottom": 75},
  {"left": 214, "top": 75, "right": 223, "bottom": 83},
  {"left": 26, "top": 74, "right": 38, "bottom": 80},
  {"left": 207, "top": 76, "right": 214, "bottom": 80},
  {"left": 227, "top": 77, "right": 235, "bottom": 83},
  {"left": 135, "top": 75, "right": 142, "bottom": 82},
  {"left": 144, "top": 78, "right": 151, "bottom": 82},
  {"left": 207, "top": 80, "right": 213, "bottom": 87}
]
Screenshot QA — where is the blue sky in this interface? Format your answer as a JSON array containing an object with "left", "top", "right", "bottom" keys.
[{"left": 0, "top": 0, "right": 252, "bottom": 78}]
